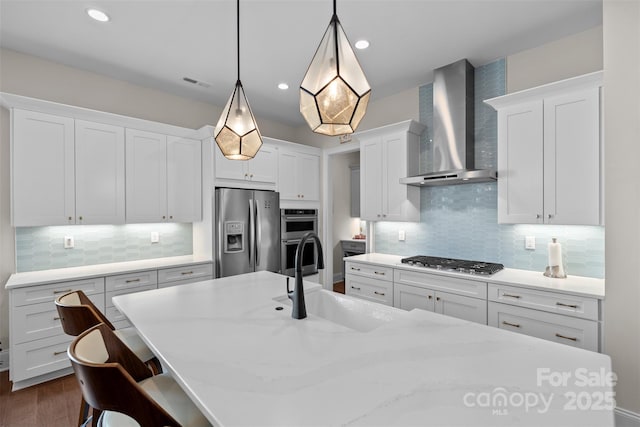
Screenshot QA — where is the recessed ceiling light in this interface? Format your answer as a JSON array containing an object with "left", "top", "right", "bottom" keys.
[
  {"left": 86, "top": 8, "right": 110, "bottom": 22},
  {"left": 355, "top": 40, "right": 370, "bottom": 50},
  {"left": 278, "top": 83, "right": 289, "bottom": 90}
]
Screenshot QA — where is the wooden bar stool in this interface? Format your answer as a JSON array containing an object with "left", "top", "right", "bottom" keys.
[
  {"left": 68, "top": 323, "right": 211, "bottom": 427},
  {"left": 55, "top": 290, "right": 161, "bottom": 426}
]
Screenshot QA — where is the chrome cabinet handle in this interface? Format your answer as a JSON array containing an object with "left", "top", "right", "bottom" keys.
[
  {"left": 556, "top": 302, "right": 578, "bottom": 309},
  {"left": 351, "top": 286, "right": 361, "bottom": 291},
  {"left": 125, "top": 279, "right": 140, "bottom": 283},
  {"left": 181, "top": 271, "right": 194, "bottom": 275},
  {"left": 350, "top": 267, "right": 361, "bottom": 271},
  {"left": 374, "top": 291, "right": 385, "bottom": 296},
  {"left": 555, "top": 333, "right": 577, "bottom": 342},
  {"left": 53, "top": 289, "right": 72, "bottom": 294},
  {"left": 503, "top": 293, "right": 521, "bottom": 299},
  {"left": 374, "top": 271, "right": 385, "bottom": 276},
  {"left": 53, "top": 350, "right": 66, "bottom": 356},
  {"left": 502, "top": 321, "right": 521, "bottom": 328}
]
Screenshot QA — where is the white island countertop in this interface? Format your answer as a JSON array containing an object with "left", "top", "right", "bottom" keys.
[{"left": 113, "top": 271, "right": 613, "bottom": 427}]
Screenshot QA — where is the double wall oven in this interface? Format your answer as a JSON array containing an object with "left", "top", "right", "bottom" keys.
[{"left": 281, "top": 209, "right": 318, "bottom": 277}]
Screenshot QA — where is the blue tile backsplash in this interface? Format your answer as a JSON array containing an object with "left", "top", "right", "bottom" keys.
[
  {"left": 16, "top": 223, "right": 193, "bottom": 272},
  {"left": 375, "top": 59, "right": 605, "bottom": 278}
]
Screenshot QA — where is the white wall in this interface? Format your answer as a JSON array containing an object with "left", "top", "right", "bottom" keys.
[
  {"left": 507, "top": 26, "right": 603, "bottom": 93},
  {"left": 603, "top": 0, "right": 640, "bottom": 415},
  {"left": 331, "top": 152, "right": 360, "bottom": 282},
  {"left": 0, "top": 47, "right": 299, "bottom": 344}
]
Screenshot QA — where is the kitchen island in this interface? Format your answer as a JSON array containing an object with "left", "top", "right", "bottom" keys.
[{"left": 113, "top": 271, "right": 614, "bottom": 426}]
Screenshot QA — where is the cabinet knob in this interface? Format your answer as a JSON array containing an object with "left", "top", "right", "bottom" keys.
[
  {"left": 536, "top": 214, "right": 541, "bottom": 219},
  {"left": 162, "top": 216, "right": 166, "bottom": 219},
  {"left": 244, "top": 173, "right": 248, "bottom": 177},
  {"left": 169, "top": 215, "right": 173, "bottom": 219},
  {"left": 68, "top": 216, "right": 73, "bottom": 221},
  {"left": 377, "top": 214, "right": 381, "bottom": 218},
  {"left": 382, "top": 214, "right": 386, "bottom": 218},
  {"left": 250, "top": 174, "right": 253, "bottom": 178},
  {"left": 78, "top": 216, "right": 83, "bottom": 221},
  {"left": 436, "top": 297, "right": 441, "bottom": 301},
  {"left": 428, "top": 295, "right": 432, "bottom": 299},
  {"left": 548, "top": 214, "right": 553, "bottom": 219},
  {"left": 301, "top": 194, "right": 304, "bottom": 198}
]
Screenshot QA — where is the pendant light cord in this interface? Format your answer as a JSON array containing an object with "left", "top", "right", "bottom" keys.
[{"left": 237, "top": 0, "right": 240, "bottom": 82}]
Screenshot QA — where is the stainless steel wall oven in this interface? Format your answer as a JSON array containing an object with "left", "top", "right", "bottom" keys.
[{"left": 281, "top": 209, "right": 318, "bottom": 276}]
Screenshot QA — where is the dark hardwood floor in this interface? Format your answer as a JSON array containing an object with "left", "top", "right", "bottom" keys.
[
  {"left": 333, "top": 280, "right": 345, "bottom": 294},
  {"left": 0, "top": 370, "right": 82, "bottom": 427}
]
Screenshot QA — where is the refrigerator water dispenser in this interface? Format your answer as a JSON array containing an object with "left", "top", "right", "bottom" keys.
[{"left": 224, "top": 221, "right": 244, "bottom": 253}]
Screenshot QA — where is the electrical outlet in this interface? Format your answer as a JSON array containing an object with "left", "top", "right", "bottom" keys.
[
  {"left": 398, "top": 230, "right": 406, "bottom": 241},
  {"left": 151, "top": 232, "right": 160, "bottom": 243},
  {"left": 64, "top": 236, "right": 74, "bottom": 249},
  {"left": 525, "top": 236, "right": 536, "bottom": 250}
]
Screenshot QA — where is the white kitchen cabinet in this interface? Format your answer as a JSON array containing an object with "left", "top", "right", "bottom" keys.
[
  {"left": 394, "top": 282, "right": 487, "bottom": 324},
  {"left": 12, "top": 111, "right": 127, "bottom": 226},
  {"left": 157, "top": 263, "right": 213, "bottom": 288},
  {"left": 12, "top": 110, "right": 75, "bottom": 226},
  {"left": 278, "top": 149, "right": 320, "bottom": 202},
  {"left": 75, "top": 120, "right": 126, "bottom": 224},
  {"left": 167, "top": 136, "right": 202, "bottom": 222},
  {"left": 215, "top": 142, "right": 277, "bottom": 186},
  {"left": 358, "top": 120, "right": 424, "bottom": 222},
  {"left": 486, "top": 72, "right": 603, "bottom": 225},
  {"left": 126, "top": 130, "right": 201, "bottom": 223},
  {"left": 345, "top": 261, "right": 393, "bottom": 306},
  {"left": 105, "top": 269, "right": 158, "bottom": 329}
]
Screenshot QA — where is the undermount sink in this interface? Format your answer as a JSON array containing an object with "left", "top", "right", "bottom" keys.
[{"left": 274, "top": 289, "right": 405, "bottom": 332}]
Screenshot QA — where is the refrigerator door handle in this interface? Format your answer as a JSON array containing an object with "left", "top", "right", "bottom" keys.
[
  {"left": 248, "top": 199, "right": 255, "bottom": 264},
  {"left": 255, "top": 199, "right": 261, "bottom": 267}
]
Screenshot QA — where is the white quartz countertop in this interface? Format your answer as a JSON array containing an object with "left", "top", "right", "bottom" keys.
[
  {"left": 5, "top": 255, "right": 213, "bottom": 289},
  {"left": 113, "top": 271, "right": 613, "bottom": 427},
  {"left": 344, "top": 253, "right": 605, "bottom": 299}
]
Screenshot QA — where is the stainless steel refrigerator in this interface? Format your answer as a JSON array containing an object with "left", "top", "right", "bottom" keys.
[{"left": 215, "top": 188, "right": 281, "bottom": 278}]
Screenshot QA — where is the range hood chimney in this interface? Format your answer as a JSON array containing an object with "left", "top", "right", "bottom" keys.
[{"left": 400, "top": 59, "right": 496, "bottom": 186}]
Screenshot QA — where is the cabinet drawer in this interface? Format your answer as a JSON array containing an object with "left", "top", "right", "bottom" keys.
[
  {"left": 488, "top": 283, "right": 599, "bottom": 321},
  {"left": 106, "top": 284, "right": 157, "bottom": 310},
  {"left": 394, "top": 269, "right": 487, "bottom": 299},
  {"left": 342, "top": 240, "right": 366, "bottom": 253},
  {"left": 11, "top": 335, "right": 72, "bottom": 383},
  {"left": 488, "top": 302, "right": 598, "bottom": 352},
  {"left": 158, "top": 263, "right": 213, "bottom": 285},
  {"left": 106, "top": 270, "right": 157, "bottom": 292},
  {"left": 13, "top": 293, "right": 104, "bottom": 345},
  {"left": 12, "top": 277, "right": 104, "bottom": 307},
  {"left": 345, "top": 262, "right": 392, "bottom": 282},
  {"left": 158, "top": 275, "right": 213, "bottom": 289},
  {"left": 345, "top": 274, "right": 393, "bottom": 306}
]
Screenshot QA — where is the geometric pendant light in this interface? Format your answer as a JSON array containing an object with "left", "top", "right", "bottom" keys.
[
  {"left": 214, "top": 0, "right": 262, "bottom": 160},
  {"left": 300, "top": 0, "right": 371, "bottom": 136}
]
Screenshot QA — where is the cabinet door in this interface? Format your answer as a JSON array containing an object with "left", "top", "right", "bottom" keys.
[
  {"left": 297, "top": 153, "right": 320, "bottom": 200},
  {"left": 167, "top": 136, "right": 202, "bottom": 222},
  {"left": 497, "top": 101, "right": 544, "bottom": 224},
  {"left": 350, "top": 166, "right": 360, "bottom": 217},
  {"left": 394, "top": 283, "right": 435, "bottom": 311},
  {"left": 278, "top": 150, "right": 298, "bottom": 200},
  {"left": 125, "top": 129, "right": 167, "bottom": 223},
  {"left": 248, "top": 145, "right": 277, "bottom": 184},
  {"left": 544, "top": 88, "right": 600, "bottom": 225},
  {"left": 12, "top": 109, "right": 75, "bottom": 226},
  {"left": 360, "top": 137, "right": 382, "bottom": 221},
  {"left": 382, "top": 132, "right": 409, "bottom": 221},
  {"left": 435, "top": 291, "right": 487, "bottom": 324},
  {"left": 214, "top": 145, "right": 246, "bottom": 180},
  {"left": 75, "top": 120, "right": 125, "bottom": 225}
]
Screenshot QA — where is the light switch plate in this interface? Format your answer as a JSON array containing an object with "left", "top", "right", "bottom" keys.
[
  {"left": 525, "top": 236, "right": 536, "bottom": 250},
  {"left": 151, "top": 231, "right": 160, "bottom": 243},
  {"left": 398, "top": 230, "right": 406, "bottom": 241}
]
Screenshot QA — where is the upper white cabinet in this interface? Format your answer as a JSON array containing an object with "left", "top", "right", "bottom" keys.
[
  {"left": 12, "top": 110, "right": 125, "bottom": 226},
  {"left": 485, "top": 72, "right": 603, "bottom": 225},
  {"left": 358, "top": 120, "right": 425, "bottom": 222},
  {"left": 126, "top": 129, "right": 201, "bottom": 223},
  {"left": 214, "top": 141, "right": 277, "bottom": 187},
  {"left": 278, "top": 149, "right": 320, "bottom": 202}
]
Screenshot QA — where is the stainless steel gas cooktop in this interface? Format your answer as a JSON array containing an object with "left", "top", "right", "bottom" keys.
[{"left": 400, "top": 255, "right": 504, "bottom": 276}]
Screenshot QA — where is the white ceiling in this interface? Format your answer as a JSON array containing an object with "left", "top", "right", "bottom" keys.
[{"left": 0, "top": 0, "right": 602, "bottom": 127}]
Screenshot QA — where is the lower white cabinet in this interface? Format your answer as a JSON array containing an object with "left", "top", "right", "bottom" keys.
[
  {"left": 394, "top": 282, "right": 487, "bottom": 324},
  {"left": 345, "top": 275, "right": 393, "bottom": 306},
  {"left": 488, "top": 302, "right": 599, "bottom": 352},
  {"left": 157, "top": 263, "right": 213, "bottom": 288}
]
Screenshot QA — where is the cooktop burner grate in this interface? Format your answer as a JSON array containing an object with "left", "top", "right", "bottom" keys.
[{"left": 400, "top": 255, "right": 504, "bottom": 276}]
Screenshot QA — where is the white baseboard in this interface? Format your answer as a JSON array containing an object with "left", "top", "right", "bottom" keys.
[
  {"left": 616, "top": 407, "right": 640, "bottom": 427},
  {"left": 333, "top": 273, "right": 344, "bottom": 284}
]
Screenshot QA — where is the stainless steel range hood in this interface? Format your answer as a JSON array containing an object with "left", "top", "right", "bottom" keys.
[{"left": 400, "top": 59, "right": 497, "bottom": 187}]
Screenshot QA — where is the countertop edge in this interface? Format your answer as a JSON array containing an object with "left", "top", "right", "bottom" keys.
[{"left": 5, "top": 255, "right": 214, "bottom": 289}]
